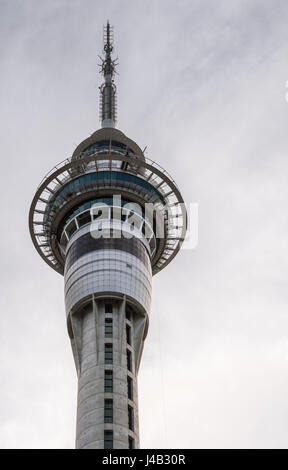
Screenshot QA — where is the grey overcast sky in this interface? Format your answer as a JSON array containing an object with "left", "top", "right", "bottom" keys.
[{"left": 1, "top": 0, "right": 288, "bottom": 448}]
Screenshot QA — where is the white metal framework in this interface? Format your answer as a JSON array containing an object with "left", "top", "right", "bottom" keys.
[{"left": 29, "top": 151, "right": 186, "bottom": 276}]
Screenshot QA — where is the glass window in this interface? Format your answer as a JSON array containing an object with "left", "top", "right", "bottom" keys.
[
  {"left": 104, "top": 370, "right": 113, "bottom": 393},
  {"left": 127, "top": 376, "right": 133, "bottom": 400},
  {"left": 105, "top": 318, "right": 113, "bottom": 338},
  {"left": 104, "top": 399, "right": 113, "bottom": 423},
  {"left": 66, "top": 220, "right": 77, "bottom": 238},
  {"left": 77, "top": 211, "right": 91, "bottom": 228},
  {"left": 126, "top": 307, "right": 131, "bottom": 321},
  {"left": 105, "top": 303, "right": 113, "bottom": 313},
  {"left": 127, "top": 349, "right": 132, "bottom": 372},
  {"left": 104, "top": 430, "right": 113, "bottom": 449},
  {"left": 128, "top": 405, "right": 134, "bottom": 431},
  {"left": 126, "top": 324, "right": 131, "bottom": 345},
  {"left": 105, "top": 344, "right": 113, "bottom": 364},
  {"left": 46, "top": 170, "right": 165, "bottom": 232},
  {"left": 129, "top": 436, "right": 135, "bottom": 449},
  {"left": 111, "top": 140, "right": 126, "bottom": 150}
]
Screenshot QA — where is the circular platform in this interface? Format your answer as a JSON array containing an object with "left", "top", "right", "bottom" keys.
[{"left": 29, "top": 151, "right": 187, "bottom": 275}]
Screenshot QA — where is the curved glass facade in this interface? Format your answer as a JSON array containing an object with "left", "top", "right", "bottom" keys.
[
  {"left": 77, "top": 140, "right": 135, "bottom": 160},
  {"left": 45, "top": 171, "right": 165, "bottom": 225},
  {"left": 56, "top": 197, "right": 138, "bottom": 240},
  {"left": 65, "top": 234, "right": 150, "bottom": 272}
]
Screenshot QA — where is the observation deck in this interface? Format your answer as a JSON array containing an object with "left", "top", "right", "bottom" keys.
[{"left": 29, "top": 127, "right": 186, "bottom": 277}]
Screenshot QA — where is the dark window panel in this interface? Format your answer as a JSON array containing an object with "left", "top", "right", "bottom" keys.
[
  {"left": 127, "top": 349, "right": 132, "bottom": 372},
  {"left": 129, "top": 436, "right": 135, "bottom": 449},
  {"left": 105, "top": 303, "right": 113, "bottom": 313},
  {"left": 128, "top": 405, "right": 134, "bottom": 431},
  {"left": 65, "top": 233, "right": 150, "bottom": 271},
  {"left": 104, "top": 399, "right": 113, "bottom": 423},
  {"left": 104, "top": 370, "right": 113, "bottom": 393},
  {"left": 104, "top": 430, "right": 113, "bottom": 449},
  {"left": 127, "top": 376, "right": 133, "bottom": 400},
  {"left": 105, "top": 344, "right": 113, "bottom": 364},
  {"left": 126, "top": 324, "right": 131, "bottom": 345},
  {"left": 105, "top": 318, "right": 113, "bottom": 337}
]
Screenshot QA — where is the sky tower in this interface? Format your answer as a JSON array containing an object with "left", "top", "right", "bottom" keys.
[{"left": 29, "top": 22, "right": 186, "bottom": 449}]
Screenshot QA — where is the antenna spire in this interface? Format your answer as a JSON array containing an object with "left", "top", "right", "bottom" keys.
[{"left": 99, "top": 21, "right": 117, "bottom": 128}]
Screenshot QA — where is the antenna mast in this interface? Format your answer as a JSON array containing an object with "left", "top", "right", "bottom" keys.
[{"left": 99, "top": 21, "right": 117, "bottom": 128}]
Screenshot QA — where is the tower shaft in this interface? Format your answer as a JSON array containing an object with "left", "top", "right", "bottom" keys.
[
  {"left": 72, "top": 300, "right": 142, "bottom": 449},
  {"left": 65, "top": 224, "right": 151, "bottom": 449}
]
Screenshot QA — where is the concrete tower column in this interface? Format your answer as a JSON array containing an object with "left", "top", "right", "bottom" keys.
[{"left": 64, "top": 225, "right": 151, "bottom": 449}]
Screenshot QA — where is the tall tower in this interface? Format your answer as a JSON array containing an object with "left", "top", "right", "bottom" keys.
[{"left": 29, "top": 22, "right": 186, "bottom": 449}]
